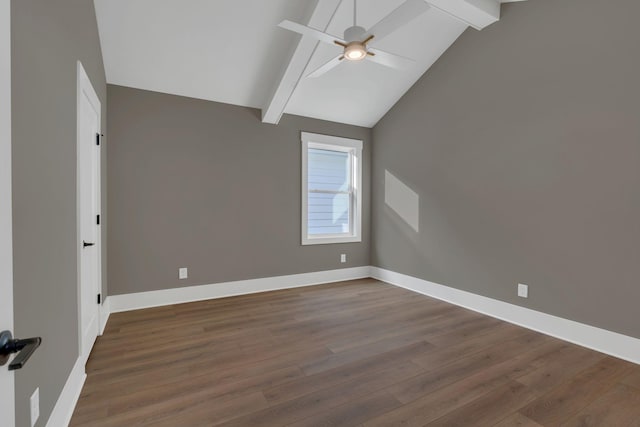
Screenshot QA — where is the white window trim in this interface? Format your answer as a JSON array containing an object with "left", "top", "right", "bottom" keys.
[{"left": 301, "top": 132, "right": 363, "bottom": 245}]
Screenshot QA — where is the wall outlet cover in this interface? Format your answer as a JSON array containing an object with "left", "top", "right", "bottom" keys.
[
  {"left": 518, "top": 283, "right": 529, "bottom": 298},
  {"left": 179, "top": 267, "right": 188, "bottom": 279},
  {"left": 340, "top": 254, "right": 347, "bottom": 263}
]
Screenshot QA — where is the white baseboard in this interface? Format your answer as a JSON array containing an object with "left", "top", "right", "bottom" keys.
[
  {"left": 371, "top": 267, "right": 640, "bottom": 365},
  {"left": 104, "top": 265, "right": 640, "bottom": 365},
  {"left": 46, "top": 264, "right": 639, "bottom": 427},
  {"left": 53, "top": 265, "right": 639, "bottom": 426},
  {"left": 107, "top": 266, "right": 371, "bottom": 313},
  {"left": 45, "top": 356, "right": 86, "bottom": 427}
]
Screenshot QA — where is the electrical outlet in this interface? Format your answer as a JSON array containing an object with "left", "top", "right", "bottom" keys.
[
  {"left": 179, "top": 267, "right": 188, "bottom": 279},
  {"left": 340, "top": 254, "right": 346, "bottom": 263},
  {"left": 518, "top": 283, "right": 529, "bottom": 298},
  {"left": 30, "top": 388, "right": 39, "bottom": 427}
]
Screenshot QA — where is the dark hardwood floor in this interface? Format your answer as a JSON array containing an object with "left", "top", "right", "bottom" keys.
[{"left": 70, "top": 279, "right": 640, "bottom": 426}]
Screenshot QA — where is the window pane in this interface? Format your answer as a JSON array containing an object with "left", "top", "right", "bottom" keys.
[
  {"left": 307, "top": 148, "right": 351, "bottom": 236},
  {"left": 308, "top": 192, "right": 350, "bottom": 235},
  {"left": 308, "top": 148, "right": 350, "bottom": 192}
]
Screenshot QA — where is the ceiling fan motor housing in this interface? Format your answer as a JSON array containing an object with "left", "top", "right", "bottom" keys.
[{"left": 343, "top": 25, "right": 366, "bottom": 42}]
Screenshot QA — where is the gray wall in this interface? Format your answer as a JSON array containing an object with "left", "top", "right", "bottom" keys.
[
  {"left": 11, "top": 0, "right": 107, "bottom": 425},
  {"left": 107, "top": 85, "right": 371, "bottom": 296},
  {"left": 372, "top": 0, "right": 640, "bottom": 339}
]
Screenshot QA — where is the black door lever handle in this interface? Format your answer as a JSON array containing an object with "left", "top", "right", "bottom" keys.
[
  {"left": 0, "top": 330, "right": 42, "bottom": 371},
  {"left": 83, "top": 240, "right": 95, "bottom": 248}
]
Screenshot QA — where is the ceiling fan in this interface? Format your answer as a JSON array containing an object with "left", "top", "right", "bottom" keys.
[{"left": 279, "top": 0, "right": 430, "bottom": 78}]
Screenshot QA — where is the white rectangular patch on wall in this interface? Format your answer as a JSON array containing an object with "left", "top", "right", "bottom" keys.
[{"left": 384, "top": 170, "right": 419, "bottom": 232}]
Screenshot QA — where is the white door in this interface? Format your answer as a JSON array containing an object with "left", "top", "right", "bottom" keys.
[
  {"left": 77, "top": 62, "right": 101, "bottom": 362},
  {"left": 0, "top": 0, "right": 15, "bottom": 424}
]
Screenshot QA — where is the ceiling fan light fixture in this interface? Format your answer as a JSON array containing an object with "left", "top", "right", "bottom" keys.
[{"left": 344, "top": 42, "right": 367, "bottom": 61}]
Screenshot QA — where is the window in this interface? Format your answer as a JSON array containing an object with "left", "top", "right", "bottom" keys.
[{"left": 301, "top": 132, "right": 362, "bottom": 245}]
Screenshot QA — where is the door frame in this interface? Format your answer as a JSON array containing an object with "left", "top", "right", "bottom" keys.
[
  {"left": 76, "top": 61, "right": 102, "bottom": 363},
  {"left": 0, "top": 0, "right": 15, "bottom": 424}
]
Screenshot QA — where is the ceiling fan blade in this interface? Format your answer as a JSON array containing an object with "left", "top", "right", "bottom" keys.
[
  {"left": 307, "top": 55, "right": 344, "bottom": 78},
  {"left": 367, "top": 48, "right": 415, "bottom": 70},
  {"left": 365, "top": 0, "right": 429, "bottom": 43},
  {"left": 278, "top": 20, "right": 346, "bottom": 46}
]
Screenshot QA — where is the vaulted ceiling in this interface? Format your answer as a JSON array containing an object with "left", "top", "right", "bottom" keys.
[{"left": 94, "top": 0, "right": 523, "bottom": 127}]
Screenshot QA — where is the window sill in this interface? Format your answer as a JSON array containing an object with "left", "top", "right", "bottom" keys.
[{"left": 302, "top": 236, "right": 362, "bottom": 245}]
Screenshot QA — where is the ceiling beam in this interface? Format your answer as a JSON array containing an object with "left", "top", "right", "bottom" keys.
[
  {"left": 426, "top": 0, "right": 501, "bottom": 30},
  {"left": 261, "top": 0, "right": 342, "bottom": 125}
]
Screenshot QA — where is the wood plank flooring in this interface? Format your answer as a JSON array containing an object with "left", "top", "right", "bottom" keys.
[{"left": 70, "top": 279, "right": 640, "bottom": 426}]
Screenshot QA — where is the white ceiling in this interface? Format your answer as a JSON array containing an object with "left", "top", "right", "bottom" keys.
[
  {"left": 94, "top": 0, "right": 312, "bottom": 110},
  {"left": 94, "top": 0, "right": 520, "bottom": 128}
]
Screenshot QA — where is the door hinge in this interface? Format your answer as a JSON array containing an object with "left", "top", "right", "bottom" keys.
[
  {"left": 96, "top": 133, "right": 101, "bottom": 146},
  {"left": 97, "top": 294, "right": 101, "bottom": 304},
  {"left": 96, "top": 214, "right": 100, "bottom": 225}
]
